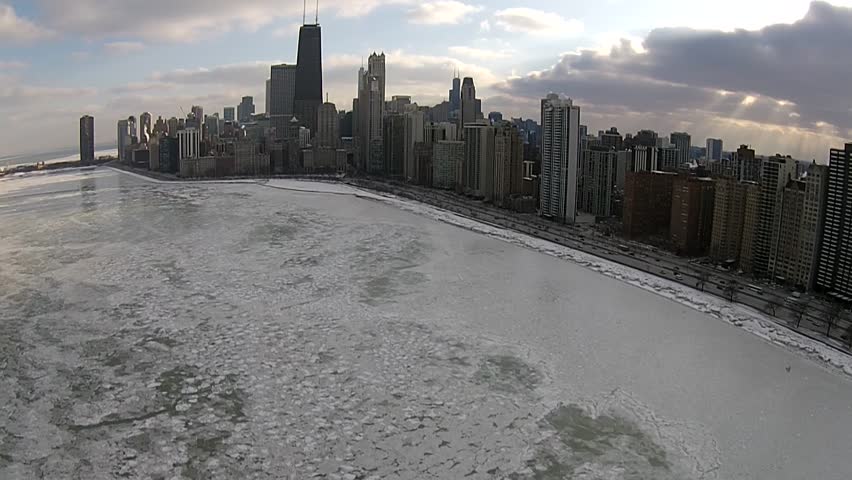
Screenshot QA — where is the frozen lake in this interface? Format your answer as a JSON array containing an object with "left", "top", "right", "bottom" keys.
[{"left": 1, "top": 168, "right": 851, "bottom": 479}]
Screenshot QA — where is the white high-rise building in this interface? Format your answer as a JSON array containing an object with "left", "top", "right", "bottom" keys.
[
  {"left": 540, "top": 94, "right": 581, "bottom": 224},
  {"left": 178, "top": 128, "right": 200, "bottom": 160}
]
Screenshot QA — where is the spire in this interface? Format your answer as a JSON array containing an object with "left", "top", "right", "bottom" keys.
[
  {"left": 315, "top": 0, "right": 319, "bottom": 24},
  {"left": 303, "top": 0, "right": 306, "bottom": 25}
]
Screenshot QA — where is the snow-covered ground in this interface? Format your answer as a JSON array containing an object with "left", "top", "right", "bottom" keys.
[{"left": 2, "top": 170, "right": 852, "bottom": 480}]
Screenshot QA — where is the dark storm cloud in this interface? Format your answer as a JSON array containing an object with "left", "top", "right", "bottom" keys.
[{"left": 498, "top": 1, "right": 852, "bottom": 136}]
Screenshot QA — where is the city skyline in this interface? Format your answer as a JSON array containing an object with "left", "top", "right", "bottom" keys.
[{"left": 2, "top": 1, "right": 852, "bottom": 159}]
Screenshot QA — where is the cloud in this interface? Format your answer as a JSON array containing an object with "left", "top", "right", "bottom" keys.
[
  {"left": 493, "top": 7, "right": 583, "bottom": 37},
  {"left": 493, "top": 2, "right": 852, "bottom": 160},
  {"left": 408, "top": 1, "right": 482, "bottom": 25},
  {"left": 271, "top": 22, "right": 301, "bottom": 38},
  {"left": 0, "top": 3, "right": 54, "bottom": 42},
  {"left": 103, "top": 41, "right": 146, "bottom": 55},
  {"left": 448, "top": 46, "right": 514, "bottom": 60},
  {"left": 479, "top": 19, "right": 490, "bottom": 32},
  {"left": 32, "top": 0, "right": 411, "bottom": 41}
]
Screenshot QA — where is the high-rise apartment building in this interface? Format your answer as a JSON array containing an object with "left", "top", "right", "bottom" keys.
[
  {"left": 204, "top": 113, "right": 220, "bottom": 139},
  {"left": 578, "top": 146, "right": 617, "bottom": 218},
  {"left": 752, "top": 155, "right": 797, "bottom": 277},
  {"left": 79, "top": 115, "right": 94, "bottom": 164},
  {"left": 294, "top": 23, "right": 323, "bottom": 132},
  {"left": 224, "top": 107, "right": 235, "bottom": 122},
  {"left": 404, "top": 110, "right": 425, "bottom": 180},
  {"left": 388, "top": 95, "right": 410, "bottom": 114},
  {"left": 316, "top": 102, "right": 339, "bottom": 148},
  {"left": 670, "top": 132, "right": 691, "bottom": 167},
  {"left": 458, "top": 77, "right": 477, "bottom": 138},
  {"left": 432, "top": 140, "right": 464, "bottom": 190},
  {"left": 383, "top": 113, "right": 405, "bottom": 177},
  {"left": 706, "top": 138, "right": 723, "bottom": 161},
  {"left": 631, "top": 145, "right": 657, "bottom": 172},
  {"left": 493, "top": 122, "right": 524, "bottom": 208},
  {"left": 710, "top": 178, "right": 758, "bottom": 263},
  {"left": 771, "top": 163, "right": 827, "bottom": 289},
  {"left": 463, "top": 121, "right": 496, "bottom": 199},
  {"left": 738, "top": 183, "right": 762, "bottom": 273},
  {"left": 657, "top": 145, "right": 680, "bottom": 171},
  {"left": 634, "top": 129, "right": 658, "bottom": 147},
  {"left": 238, "top": 96, "right": 255, "bottom": 123},
  {"left": 540, "top": 94, "right": 580, "bottom": 223},
  {"left": 670, "top": 176, "right": 716, "bottom": 256},
  {"left": 816, "top": 144, "right": 852, "bottom": 299},
  {"left": 623, "top": 171, "right": 676, "bottom": 238}
]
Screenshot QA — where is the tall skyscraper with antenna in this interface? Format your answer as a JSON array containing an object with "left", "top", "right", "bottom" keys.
[{"left": 294, "top": 0, "right": 323, "bottom": 133}]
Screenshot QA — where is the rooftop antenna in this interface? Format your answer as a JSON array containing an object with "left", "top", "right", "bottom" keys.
[
  {"left": 303, "top": 0, "right": 306, "bottom": 25},
  {"left": 315, "top": 0, "right": 319, "bottom": 24},
  {"left": 326, "top": 92, "right": 329, "bottom": 103}
]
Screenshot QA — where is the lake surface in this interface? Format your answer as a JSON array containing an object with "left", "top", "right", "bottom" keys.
[{"left": 1, "top": 168, "right": 851, "bottom": 479}]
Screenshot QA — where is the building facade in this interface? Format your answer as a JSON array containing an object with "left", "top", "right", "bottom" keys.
[
  {"left": 458, "top": 77, "right": 477, "bottom": 138},
  {"left": 623, "top": 171, "right": 676, "bottom": 238},
  {"left": 432, "top": 140, "right": 464, "bottom": 190},
  {"left": 706, "top": 138, "right": 723, "bottom": 161},
  {"left": 816, "top": 144, "right": 852, "bottom": 299},
  {"left": 178, "top": 128, "right": 200, "bottom": 160},
  {"left": 493, "top": 122, "right": 524, "bottom": 208},
  {"left": 670, "top": 132, "right": 691, "bottom": 167},
  {"left": 578, "top": 146, "right": 617, "bottom": 218},
  {"left": 670, "top": 176, "right": 716, "bottom": 256},
  {"left": 539, "top": 94, "right": 580, "bottom": 223},
  {"left": 383, "top": 114, "right": 405, "bottom": 177},
  {"left": 404, "top": 110, "right": 425, "bottom": 181},
  {"left": 463, "top": 121, "right": 496, "bottom": 199},
  {"left": 80, "top": 115, "right": 94, "bottom": 164},
  {"left": 237, "top": 96, "right": 255, "bottom": 123},
  {"left": 752, "top": 155, "right": 797, "bottom": 277},
  {"left": 316, "top": 102, "right": 339, "bottom": 148},
  {"left": 710, "top": 178, "right": 755, "bottom": 263}
]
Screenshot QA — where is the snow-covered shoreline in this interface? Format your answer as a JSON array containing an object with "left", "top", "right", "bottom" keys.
[{"left": 114, "top": 171, "right": 852, "bottom": 378}]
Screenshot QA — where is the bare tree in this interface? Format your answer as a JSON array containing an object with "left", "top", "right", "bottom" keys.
[
  {"left": 823, "top": 303, "right": 845, "bottom": 338},
  {"left": 793, "top": 300, "right": 810, "bottom": 328},
  {"left": 696, "top": 270, "right": 710, "bottom": 292},
  {"left": 724, "top": 281, "right": 739, "bottom": 302},
  {"left": 763, "top": 301, "right": 777, "bottom": 317}
]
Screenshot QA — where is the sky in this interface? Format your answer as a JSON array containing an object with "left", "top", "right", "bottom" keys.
[{"left": 2, "top": 0, "right": 852, "bottom": 160}]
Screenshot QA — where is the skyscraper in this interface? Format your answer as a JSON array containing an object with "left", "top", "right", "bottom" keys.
[
  {"left": 270, "top": 64, "right": 297, "bottom": 116},
  {"left": 458, "top": 77, "right": 477, "bottom": 138},
  {"left": 706, "top": 138, "right": 723, "bottom": 161},
  {"left": 710, "top": 178, "right": 757, "bottom": 264},
  {"left": 356, "top": 61, "right": 385, "bottom": 173},
  {"left": 117, "top": 117, "right": 135, "bottom": 164},
  {"left": 623, "top": 171, "right": 676, "bottom": 238},
  {"left": 238, "top": 96, "right": 255, "bottom": 123},
  {"left": 79, "top": 115, "right": 94, "bottom": 164},
  {"left": 449, "top": 73, "right": 461, "bottom": 113},
  {"left": 540, "top": 94, "right": 580, "bottom": 223},
  {"left": 316, "top": 102, "right": 339, "bottom": 148},
  {"left": 368, "top": 53, "right": 386, "bottom": 110},
  {"left": 224, "top": 107, "right": 235, "bottom": 122},
  {"left": 670, "top": 132, "right": 691, "bottom": 167},
  {"left": 294, "top": 23, "right": 323, "bottom": 132},
  {"left": 139, "top": 112, "right": 152, "bottom": 145},
  {"left": 178, "top": 128, "right": 200, "bottom": 160},
  {"left": 816, "top": 144, "right": 852, "bottom": 299}
]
